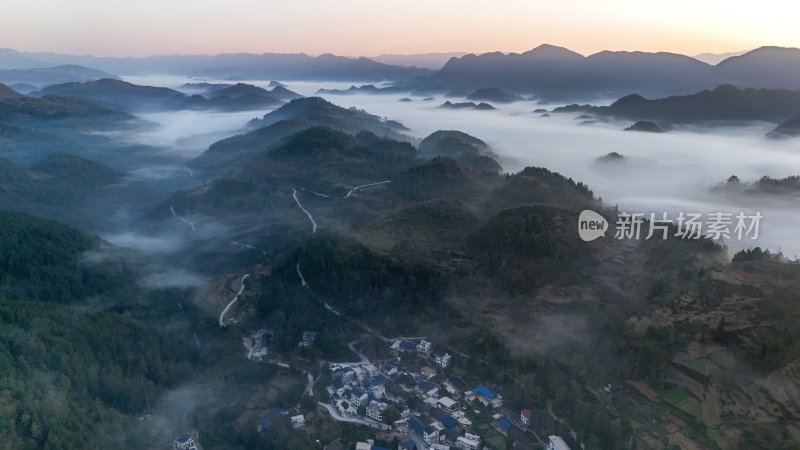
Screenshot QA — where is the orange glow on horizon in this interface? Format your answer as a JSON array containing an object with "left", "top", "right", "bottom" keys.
[{"left": 0, "top": 0, "right": 796, "bottom": 58}]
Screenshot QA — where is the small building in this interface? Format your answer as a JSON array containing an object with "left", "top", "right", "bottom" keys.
[
  {"left": 455, "top": 433, "right": 481, "bottom": 450},
  {"left": 409, "top": 416, "right": 425, "bottom": 434},
  {"left": 423, "top": 424, "right": 440, "bottom": 444},
  {"left": 349, "top": 388, "right": 368, "bottom": 407},
  {"left": 520, "top": 409, "right": 532, "bottom": 425},
  {"left": 341, "top": 368, "right": 356, "bottom": 383},
  {"left": 440, "top": 415, "right": 457, "bottom": 430},
  {"left": 416, "top": 339, "right": 432, "bottom": 355},
  {"left": 365, "top": 380, "right": 385, "bottom": 399},
  {"left": 472, "top": 384, "right": 503, "bottom": 407},
  {"left": 496, "top": 416, "right": 513, "bottom": 432},
  {"left": 173, "top": 433, "right": 197, "bottom": 450},
  {"left": 548, "top": 435, "right": 572, "bottom": 450},
  {"left": 299, "top": 331, "right": 317, "bottom": 348},
  {"left": 395, "top": 339, "right": 418, "bottom": 352},
  {"left": 434, "top": 352, "right": 451, "bottom": 368},
  {"left": 366, "top": 400, "right": 389, "bottom": 421},
  {"left": 382, "top": 362, "right": 398, "bottom": 376},
  {"left": 291, "top": 414, "right": 306, "bottom": 429},
  {"left": 452, "top": 410, "right": 472, "bottom": 427},
  {"left": 437, "top": 396, "right": 458, "bottom": 413},
  {"left": 417, "top": 379, "right": 438, "bottom": 394},
  {"left": 244, "top": 328, "right": 272, "bottom": 361}
]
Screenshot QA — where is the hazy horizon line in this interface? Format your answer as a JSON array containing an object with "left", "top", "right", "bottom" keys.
[{"left": 1, "top": 43, "right": 772, "bottom": 61}]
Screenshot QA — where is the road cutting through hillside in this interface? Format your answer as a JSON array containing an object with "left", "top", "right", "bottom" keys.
[{"left": 219, "top": 273, "right": 250, "bottom": 327}]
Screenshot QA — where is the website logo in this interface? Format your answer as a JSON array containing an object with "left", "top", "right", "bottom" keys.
[{"left": 578, "top": 210, "right": 608, "bottom": 242}]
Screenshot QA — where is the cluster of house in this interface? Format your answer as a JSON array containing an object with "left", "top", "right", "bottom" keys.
[{"left": 323, "top": 338, "right": 567, "bottom": 449}]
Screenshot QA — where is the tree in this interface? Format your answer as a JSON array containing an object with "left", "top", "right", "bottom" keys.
[{"left": 382, "top": 405, "right": 401, "bottom": 424}]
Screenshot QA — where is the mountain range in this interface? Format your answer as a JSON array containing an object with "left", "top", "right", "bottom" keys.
[
  {"left": 5, "top": 45, "right": 800, "bottom": 99},
  {"left": 0, "top": 64, "right": 118, "bottom": 93},
  {"left": 31, "top": 79, "right": 301, "bottom": 112},
  {"left": 407, "top": 44, "right": 800, "bottom": 99},
  {"left": 0, "top": 48, "right": 432, "bottom": 81}
]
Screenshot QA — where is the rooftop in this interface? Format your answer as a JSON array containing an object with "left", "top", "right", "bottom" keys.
[
  {"left": 473, "top": 383, "right": 497, "bottom": 400},
  {"left": 549, "top": 435, "right": 573, "bottom": 450}
]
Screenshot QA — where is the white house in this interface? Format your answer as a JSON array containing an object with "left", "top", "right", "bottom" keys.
[
  {"left": 423, "top": 424, "right": 440, "bottom": 444},
  {"left": 437, "top": 396, "right": 458, "bottom": 413},
  {"left": 548, "top": 435, "right": 572, "bottom": 450},
  {"left": 521, "top": 409, "right": 532, "bottom": 425},
  {"left": 291, "top": 414, "right": 306, "bottom": 429},
  {"left": 434, "top": 352, "right": 451, "bottom": 368},
  {"left": 366, "top": 400, "right": 388, "bottom": 421},
  {"left": 417, "top": 339, "right": 432, "bottom": 355},
  {"left": 349, "top": 388, "right": 368, "bottom": 407},
  {"left": 456, "top": 433, "right": 481, "bottom": 450}
]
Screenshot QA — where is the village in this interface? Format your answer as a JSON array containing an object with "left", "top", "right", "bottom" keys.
[
  {"left": 194, "top": 326, "right": 576, "bottom": 450},
  {"left": 318, "top": 337, "right": 572, "bottom": 450}
]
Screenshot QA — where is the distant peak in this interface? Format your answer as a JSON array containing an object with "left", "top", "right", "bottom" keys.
[
  {"left": 610, "top": 93, "right": 647, "bottom": 107},
  {"left": 521, "top": 44, "right": 584, "bottom": 59}
]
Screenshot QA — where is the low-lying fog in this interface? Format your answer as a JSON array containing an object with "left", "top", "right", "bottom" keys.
[{"left": 120, "top": 75, "right": 800, "bottom": 258}]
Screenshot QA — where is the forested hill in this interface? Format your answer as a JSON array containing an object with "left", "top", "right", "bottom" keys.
[
  {"left": 0, "top": 210, "right": 198, "bottom": 449},
  {"left": 0, "top": 209, "right": 121, "bottom": 302}
]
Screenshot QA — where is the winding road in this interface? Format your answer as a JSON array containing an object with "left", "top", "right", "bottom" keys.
[
  {"left": 292, "top": 180, "right": 391, "bottom": 234},
  {"left": 218, "top": 273, "right": 250, "bottom": 328},
  {"left": 317, "top": 402, "right": 390, "bottom": 430},
  {"left": 291, "top": 189, "right": 317, "bottom": 233},
  {"left": 170, "top": 205, "right": 197, "bottom": 231},
  {"left": 296, "top": 263, "right": 309, "bottom": 288},
  {"left": 299, "top": 180, "right": 391, "bottom": 200}
]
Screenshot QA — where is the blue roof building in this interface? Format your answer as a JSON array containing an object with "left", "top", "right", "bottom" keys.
[
  {"left": 497, "top": 416, "right": 513, "bottom": 430},
  {"left": 473, "top": 384, "right": 497, "bottom": 400},
  {"left": 418, "top": 380, "right": 437, "bottom": 392},
  {"left": 399, "top": 440, "right": 416, "bottom": 450},
  {"left": 441, "top": 415, "right": 457, "bottom": 429},
  {"left": 408, "top": 417, "right": 425, "bottom": 435},
  {"left": 399, "top": 339, "right": 417, "bottom": 351}
]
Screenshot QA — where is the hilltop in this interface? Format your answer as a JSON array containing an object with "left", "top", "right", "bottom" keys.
[{"left": 553, "top": 85, "right": 800, "bottom": 125}]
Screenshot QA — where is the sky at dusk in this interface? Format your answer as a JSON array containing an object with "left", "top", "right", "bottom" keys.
[{"left": 1, "top": 0, "right": 797, "bottom": 57}]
